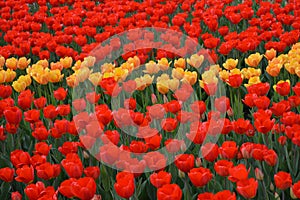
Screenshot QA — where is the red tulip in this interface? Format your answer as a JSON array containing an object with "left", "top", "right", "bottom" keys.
[
  {"left": 236, "top": 178, "right": 258, "bottom": 199},
  {"left": 15, "top": 165, "right": 34, "bottom": 184},
  {"left": 275, "top": 81, "right": 290, "bottom": 96},
  {"left": 11, "top": 191, "right": 22, "bottom": 200},
  {"left": 150, "top": 171, "right": 172, "bottom": 188},
  {"left": 72, "top": 177, "right": 97, "bottom": 200},
  {"left": 0, "top": 167, "right": 14, "bottom": 182},
  {"left": 24, "top": 181, "right": 46, "bottom": 200},
  {"left": 228, "top": 164, "right": 249, "bottom": 183},
  {"left": 10, "top": 150, "right": 31, "bottom": 168},
  {"left": 36, "top": 162, "right": 61, "bottom": 180},
  {"left": 226, "top": 74, "right": 243, "bottom": 88},
  {"left": 188, "top": 167, "right": 213, "bottom": 187},
  {"left": 197, "top": 192, "right": 214, "bottom": 200},
  {"left": 219, "top": 141, "right": 238, "bottom": 160},
  {"left": 144, "top": 151, "right": 167, "bottom": 171},
  {"left": 18, "top": 90, "right": 33, "bottom": 110},
  {"left": 201, "top": 143, "right": 219, "bottom": 162},
  {"left": 84, "top": 166, "right": 100, "bottom": 180},
  {"left": 43, "top": 105, "right": 58, "bottom": 119},
  {"left": 161, "top": 118, "right": 178, "bottom": 132},
  {"left": 263, "top": 149, "right": 278, "bottom": 166},
  {"left": 157, "top": 184, "right": 182, "bottom": 200},
  {"left": 61, "top": 153, "right": 83, "bottom": 178},
  {"left": 214, "top": 190, "right": 236, "bottom": 200},
  {"left": 4, "top": 106, "right": 22, "bottom": 125},
  {"left": 34, "top": 97, "right": 47, "bottom": 109},
  {"left": 72, "top": 98, "right": 87, "bottom": 112},
  {"left": 214, "top": 160, "right": 234, "bottom": 177},
  {"left": 174, "top": 154, "right": 195, "bottom": 173},
  {"left": 214, "top": 96, "right": 231, "bottom": 113},
  {"left": 114, "top": 172, "right": 135, "bottom": 199},
  {"left": 53, "top": 87, "right": 67, "bottom": 101},
  {"left": 56, "top": 104, "right": 71, "bottom": 116},
  {"left": 0, "top": 85, "right": 12, "bottom": 99},
  {"left": 59, "top": 178, "right": 77, "bottom": 198},
  {"left": 292, "top": 180, "right": 300, "bottom": 198},
  {"left": 274, "top": 171, "right": 292, "bottom": 190},
  {"left": 190, "top": 100, "right": 206, "bottom": 115}
]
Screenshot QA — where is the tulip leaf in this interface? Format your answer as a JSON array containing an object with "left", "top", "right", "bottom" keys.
[{"left": 0, "top": 182, "right": 11, "bottom": 200}]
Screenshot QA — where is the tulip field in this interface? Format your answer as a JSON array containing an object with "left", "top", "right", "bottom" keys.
[{"left": 1, "top": 0, "right": 300, "bottom": 199}]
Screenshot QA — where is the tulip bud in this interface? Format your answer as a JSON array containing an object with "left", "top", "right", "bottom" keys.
[
  {"left": 83, "top": 151, "right": 90, "bottom": 159},
  {"left": 151, "top": 94, "right": 157, "bottom": 104},
  {"left": 91, "top": 195, "right": 102, "bottom": 200},
  {"left": 255, "top": 168, "right": 264, "bottom": 181},
  {"left": 227, "top": 107, "right": 234, "bottom": 117},
  {"left": 195, "top": 158, "right": 202, "bottom": 167},
  {"left": 270, "top": 183, "right": 275, "bottom": 191},
  {"left": 180, "top": 142, "right": 187, "bottom": 152},
  {"left": 178, "top": 169, "right": 185, "bottom": 178},
  {"left": 275, "top": 192, "right": 280, "bottom": 200}
]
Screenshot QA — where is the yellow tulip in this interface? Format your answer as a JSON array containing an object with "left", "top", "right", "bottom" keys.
[
  {"left": 157, "top": 80, "right": 169, "bottom": 94},
  {"left": 48, "top": 69, "right": 64, "bottom": 83},
  {"left": 127, "top": 56, "right": 140, "bottom": 69},
  {"left": 142, "top": 74, "right": 154, "bottom": 86},
  {"left": 12, "top": 81, "right": 27, "bottom": 92},
  {"left": 66, "top": 74, "right": 79, "bottom": 88},
  {"left": 244, "top": 76, "right": 260, "bottom": 87},
  {"left": 76, "top": 67, "right": 90, "bottom": 82},
  {"left": 135, "top": 77, "right": 147, "bottom": 91},
  {"left": 264, "top": 49, "right": 276, "bottom": 61},
  {"left": 144, "top": 61, "right": 160, "bottom": 74},
  {"left": 168, "top": 79, "right": 180, "bottom": 91},
  {"left": 284, "top": 62, "right": 298, "bottom": 74},
  {"left": 187, "top": 54, "right": 204, "bottom": 68},
  {"left": 157, "top": 58, "right": 170, "bottom": 71},
  {"left": 5, "top": 69, "right": 16, "bottom": 82},
  {"left": 17, "top": 57, "right": 31, "bottom": 70},
  {"left": 0, "top": 70, "right": 6, "bottom": 83},
  {"left": 36, "top": 59, "right": 49, "bottom": 68},
  {"left": 0, "top": 56, "right": 5, "bottom": 70},
  {"left": 174, "top": 58, "right": 186, "bottom": 69},
  {"left": 157, "top": 74, "right": 170, "bottom": 82},
  {"left": 172, "top": 68, "right": 185, "bottom": 80},
  {"left": 89, "top": 72, "right": 102, "bottom": 86},
  {"left": 50, "top": 62, "right": 63, "bottom": 71},
  {"left": 18, "top": 75, "right": 32, "bottom": 86},
  {"left": 72, "top": 60, "right": 82, "bottom": 71},
  {"left": 209, "top": 64, "right": 221, "bottom": 75},
  {"left": 202, "top": 70, "right": 218, "bottom": 84},
  {"left": 60, "top": 57, "right": 73, "bottom": 69},
  {"left": 183, "top": 71, "right": 197, "bottom": 85},
  {"left": 5, "top": 57, "right": 18, "bottom": 70},
  {"left": 229, "top": 68, "right": 241, "bottom": 75},
  {"left": 114, "top": 67, "right": 128, "bottom": 81},
  {"left": 241, "top": 68, "right": 261, "bottom": 79},
  {"left": 82, "top": 56, "right": 96, "bottom": 68},
  {"left": 120, "top": 62, "right": 134, "bottom": 72},
  {"left": 245, "top": 53, "right": 263, "bottom": 67},
  {"left": 223, "top": 58, "right": 238, "bottom": 70},
  {"left": 295, "top": 66, "right": 300, "bottom": 77},
  {"left": 218, "top": 70, "right": 229, "bottom": 81},
  {"left": 101, "top": 63, "right": 115, "bottom": 73}
]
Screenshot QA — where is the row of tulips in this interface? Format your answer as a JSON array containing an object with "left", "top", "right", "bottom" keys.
[
  {"left": 1, "top": 41, "right": 300, "bottom": 199},
  {"left": 0, "top": 0, "right": 300, "bottom": 63}
]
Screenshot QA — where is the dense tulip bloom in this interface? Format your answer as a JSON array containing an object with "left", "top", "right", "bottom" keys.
[
  {"left": 34, "top": 142, "right": 51, "bottom": 156},
  {"left": 174, "top": 154, "right": 195, "bottom": 173},
  {"left": 0, "top": 167, "right": 14, "bottom": 182},
  {"left": 236, "top": 178, "right": 258, "bottom": 199},
  {"left": 157, "top": 184, "right": 182, "bottom": 200},
  {"left": 254, "top": 118, "right": 275, "bottom": 134},
  {"left": 197, "top": 192, "right": 214, "bottom": 200},
  {"left": 270, "top": 101, "right": 291, "bottom": 116},
  {"left": 150, "top": 171, "right": 172, "bottom": 188},
  {"left": 17, "top": 90, "right": 33, "bottom": 110},
  {"left": 114, "top": 172, "right": 135, "bottom": 199},
  {"left": 43, "top": 105, "right": 58, "bottom": 119},
  {"left": 247, "top": 82, "right": 270, "bottom": 96},
  {"left": 32, "top": 126, "right": 49, "bottom": 141},
  {"left": 15, "top": 165, "right": 34, "bottom": 184},
  {"left": 274, "top": 171, "right": 292, "bottom": 190},
  {"left": 233, "top": 119, "right": 252, "bottom": 135},
  {"left": 190, "top": 100, "right": 206, "bottom": 115},
  {"left": 24, "top": 109, "right": 40, "bottom": 123},
  {"left": 188, "top": 167, "right": 213, "bottom": 187}
]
